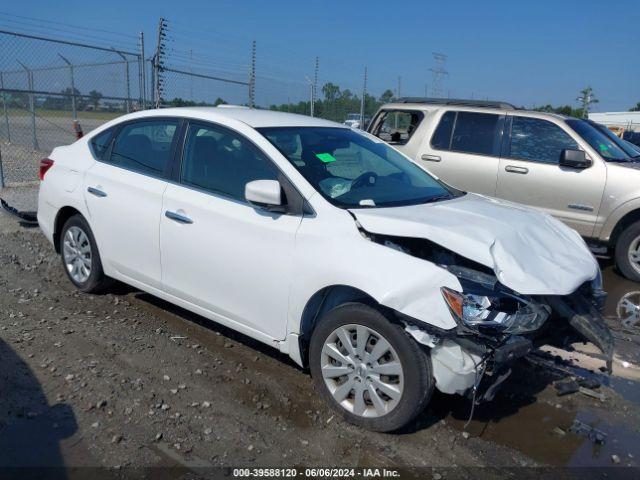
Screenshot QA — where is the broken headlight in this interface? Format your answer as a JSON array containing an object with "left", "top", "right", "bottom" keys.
[{"left": 441, "top": 287, "right": 549, "bottom": 334}]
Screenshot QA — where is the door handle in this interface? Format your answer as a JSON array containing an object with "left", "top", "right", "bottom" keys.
[
  {"left": 421, "top": 154, "right": 441, "bottom": 162},
  {"left": 87, "top": 186, "right": 107, "bottom": 197},
  {"left": 504, "top": 165, "right": 529, "bottom": 174},
  {"left": 165, "top": 210, "right": 193, "bottom": 224}
]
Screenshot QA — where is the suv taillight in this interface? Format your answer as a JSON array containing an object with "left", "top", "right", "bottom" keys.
[{"left": 39, "top": 158, "right": 54, "bottom": 181}]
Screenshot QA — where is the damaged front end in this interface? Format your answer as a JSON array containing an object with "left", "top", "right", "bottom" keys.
[{"left": 369, "top": 232, "right": 613, "bottom": 403}]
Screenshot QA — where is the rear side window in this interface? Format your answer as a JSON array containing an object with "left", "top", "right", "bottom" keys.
[
  {"left": 110, "top": 120, "right": 179, "bottom": 176},
  {"left": 450, "top": 112, "right": 501, "bottom": 155},
  {"left": 372, "top": 110, "right": 423, "bottom": 145},
  {"left": 90, "top": 128, "right": 114, "bottom": 160},
  {"left": 430, "top": 111, "right": 456, "bottom": 150},
  {"left": 180, "top": 122, "right": 279, "bottom": 201},
  {"left": 508, "top": 116, "right": 578, "bottom": 164}
]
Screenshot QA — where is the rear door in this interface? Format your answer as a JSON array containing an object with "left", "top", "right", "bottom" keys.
[
  {"left": 417, "top": 110, "right": 505, "bottom": 195},
  {"left": 495, "top": 114, "right": 605, "bottom": 236},
  {"left": 83, "top": 118, "right": 180, "bottom": 288}
]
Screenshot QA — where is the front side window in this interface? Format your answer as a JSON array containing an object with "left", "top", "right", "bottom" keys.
[
  {"left": 259, "top": 127, "right": 455, "bottom": 208},
  {"left": 450, "top": 112, "right": 501, "bottom": 155},
  {"left": 372, "top": 110, "right": 423, "bottom": 145},
  {"left": 110, "top": 120, "right": 178, "bottom": 176},
  {"left": 508, "top": 116, "right": 579, "bottom": 164},
  {"left": 180, "top": 123, "right": 279, "bottom": 201}
]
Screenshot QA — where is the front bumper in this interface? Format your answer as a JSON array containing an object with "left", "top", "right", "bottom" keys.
[{"left": 416, "top": 289, "right": 613, "bottom": 400}]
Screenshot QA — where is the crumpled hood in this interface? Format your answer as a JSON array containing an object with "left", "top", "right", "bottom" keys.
[{"left": 350, "top": 193, "right": 598, "bottom": 295}]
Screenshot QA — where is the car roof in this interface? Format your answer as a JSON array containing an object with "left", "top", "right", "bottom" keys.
[
  {"left": 378, "top": 101, "right": 571, "bottom": 120},
  {"left": 116, "top": 106, "right": 347, "bottom": 129}
]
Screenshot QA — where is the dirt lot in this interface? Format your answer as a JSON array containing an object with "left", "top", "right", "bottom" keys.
[{"left": 1, "top": 187, "right": 640, "bottom": 478}]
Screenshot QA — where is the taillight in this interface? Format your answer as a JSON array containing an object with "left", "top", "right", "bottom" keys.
[{"left": 39, "top": 158, "right": 54, "bottom": 181}]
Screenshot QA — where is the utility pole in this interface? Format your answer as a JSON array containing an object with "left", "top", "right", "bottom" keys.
[
  {"left": 58, "top": 54, "right": 77, "bottom": 119},
  {"left": 249, "top": 40, "right": 256, "bottom": 108},
  {"left": 313, "top": 56, "right": 319, "bottom": 114},
  {"left": 153, "top": 17, "right": 167, "bottom": 108},
  {"left": 139, "top": 31, "right": 146, "bottom": 109},
  {"left": 305, "top": 76, "right": 314, "bottom": 117},
  {"left": 429, "top": 52, "right": 448, "bottom": 98},
  {"left": 360, "top": 66, "right": 367, "bottom": 128}
]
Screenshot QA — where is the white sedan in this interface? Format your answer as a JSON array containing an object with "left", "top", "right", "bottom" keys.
[{"left": 38, "top": 107, "right": 612, "bottom": 431}]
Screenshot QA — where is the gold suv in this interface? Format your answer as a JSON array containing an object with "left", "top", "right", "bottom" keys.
[{"left": 369, "top": 98, "right": 640, "bottom": 281}]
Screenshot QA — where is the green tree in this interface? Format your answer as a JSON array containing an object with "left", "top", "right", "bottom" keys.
[
  {"left": 576, "top": 86, "right": 598, "bottom": 118},
  {"left": 379, "top": 89, "right": 394, "bottom": 103},
  {"left": 630, "top": 102, "right": 640, "bottom": 112},
  {"left": 88, "top": 90, "right": 103, "bottom": 110}
]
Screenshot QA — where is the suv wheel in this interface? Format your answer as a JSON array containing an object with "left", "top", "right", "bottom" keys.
[
  {"left": 615, "top": 221, "right": 640, "bottom": 282},
  {"left": 60, "top": 214, "right": 112, "bottom": 293},
  {"left": 309, "top": 302, "right": 433, "bottom": 432}
]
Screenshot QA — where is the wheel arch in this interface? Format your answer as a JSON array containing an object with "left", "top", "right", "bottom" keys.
[
  {"left": 610, "top": 208, "right": 640, "bottom": 250},
  {"left": 53, "top": 206, "right": 84, "bottom": 253},
  {"left": 296, "top": 284, "right": 383, "bottom": 368}
]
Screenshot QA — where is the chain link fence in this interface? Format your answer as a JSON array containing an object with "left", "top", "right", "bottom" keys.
[
  {"left": 0, "top": 24, "right": 384, "bottom": 188},
  {"left": 0, "top": 29, "right": 143, "bottom": 186}
]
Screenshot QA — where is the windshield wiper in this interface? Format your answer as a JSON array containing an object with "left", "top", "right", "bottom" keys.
[{"left": 422, "top": 194, "right": 452, "bottom": 204}]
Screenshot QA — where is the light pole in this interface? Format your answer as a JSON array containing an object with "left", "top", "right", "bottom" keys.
[{"left": 305, "top": 76, "right": 314, "bottom": 117}]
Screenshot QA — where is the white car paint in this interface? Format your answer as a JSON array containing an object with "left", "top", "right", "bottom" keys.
[
  {"left": 38, "top": 106, "right": 600, "bottom": 401},
  {"left": 350, "top": 193, "right": 598, "bottom": 296}
]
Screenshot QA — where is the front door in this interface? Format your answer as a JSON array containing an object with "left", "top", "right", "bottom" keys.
[
  {"left": 160, "top": 121, "right": 302, "bottom": 340},
  {"left": 495, "top": 115, "right": 605, "bottom": 237}
]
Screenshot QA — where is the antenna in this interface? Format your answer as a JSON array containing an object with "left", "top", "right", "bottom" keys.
[{"left": 429, "top": 52, "right": 448, "bottom": 98}]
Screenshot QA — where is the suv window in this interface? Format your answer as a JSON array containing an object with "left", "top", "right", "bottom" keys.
[
  {"left": 509, "top": 116, "right": 578, "bottom": 164},
  {"left": 90, "top": 128, "right": 114, "bottom": 160},
  {"left": 450, "top": 112, "right": 501, "bottom": 155},
  {"left": 181, "top": 122, "right": 279, "bottom": 201},
  {"left": 373, "top": 110, "right": 423, "bottom": 145},
  {"left": 430, "top": 111, "right": 456, "bottom": 150},
  {"left": 110, "top": 120, "right": 178, "bottom": 176}
]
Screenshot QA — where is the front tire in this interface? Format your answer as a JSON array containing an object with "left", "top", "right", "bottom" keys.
[
  {"left": 615, "top": 221, "right": 640, "bottom": 282},
  {"left": 60, "top": 214, "right": 111, "bottom": 293},
  {"left": 309, "top": 302, "right": 433, "bottom": 432}
]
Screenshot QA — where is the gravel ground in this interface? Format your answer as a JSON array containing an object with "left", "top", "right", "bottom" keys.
[{"left": 1, "top": 186, "right": 639, "bottom": 478}]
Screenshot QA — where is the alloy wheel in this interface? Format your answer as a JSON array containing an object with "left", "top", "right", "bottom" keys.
[
  {"left": 320, "top": 324, "right": 404, "bottom": 418},
  {"left": 62, "top": 226, "right": 92, "bottom": 284}
]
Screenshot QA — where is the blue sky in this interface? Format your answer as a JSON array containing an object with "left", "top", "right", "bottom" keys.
[{"left": 3, "top": 0, "right": 639, "bottom": 110}]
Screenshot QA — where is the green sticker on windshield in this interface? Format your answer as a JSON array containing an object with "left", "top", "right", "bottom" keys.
[
  {"left": 598, "top": 143, "right": 609, "bottom": 151},
  {"left": 316, "top": 153, "right": 337, "bottom": 163}
]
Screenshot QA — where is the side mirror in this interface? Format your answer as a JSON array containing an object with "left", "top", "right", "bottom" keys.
[
  {"left": 245, "top": 179, "right": 285, "bottom": 212},
  {"left": 560, "top": 149, "right": 591, "bottom": 169}
]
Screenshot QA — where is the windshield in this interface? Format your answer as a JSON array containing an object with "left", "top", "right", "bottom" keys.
[
  {"left": 566, "top": 119, "right": 632, "bottom": 161},
  {"left": 346, "top": 114, "right": 360, "bottom": 121},
  {"left": 258, "top": 127, "right": 456, "bottom": 208},
  {"left": 587, "top": 120, "right": 640, "bottom": 159}
]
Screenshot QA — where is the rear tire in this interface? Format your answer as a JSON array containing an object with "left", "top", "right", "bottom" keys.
[
  {"left": 60, "top": 214, "right": 112, "bottom": 293},
  {"left": 309, "top": 302, "right": 433, "bottom": 432},
  {"left": 615, "top": 221, "right": 640, "bottom": 282}
]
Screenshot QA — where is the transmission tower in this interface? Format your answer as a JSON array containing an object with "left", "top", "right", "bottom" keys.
[{"left": 429, "top": 52, "right": 448, "bottom": 98}]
